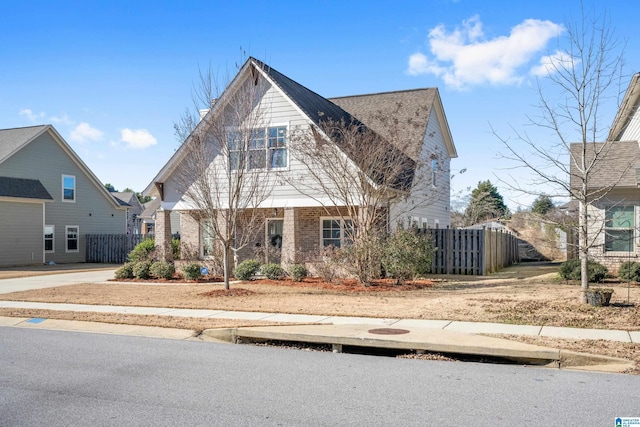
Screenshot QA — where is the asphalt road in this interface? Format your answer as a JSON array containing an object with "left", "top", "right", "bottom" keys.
[{"left": 1, "top": 327, "right": 638, "bottom": 426}]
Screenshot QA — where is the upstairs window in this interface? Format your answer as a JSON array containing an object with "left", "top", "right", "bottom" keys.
[
  {"left": 605, "top": 205, "right": 635, "bottom": 252},
  {"left": 62, "top": 175, "right": 76, "bottom": 202},
  {"left": 228, "top": 126, "right": 287, "bottom": 170}
]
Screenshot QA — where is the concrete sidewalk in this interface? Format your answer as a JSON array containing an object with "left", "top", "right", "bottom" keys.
[{"left": 1, "top": 299, "right": 638, "bottom": 344}]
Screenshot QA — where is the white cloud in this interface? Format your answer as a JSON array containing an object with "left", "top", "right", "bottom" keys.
[
  {"left": 70, "top": 122, "right": 103, "bottom": 143},
  {"left": 19, "top": 108, "right": 45, "bottom": 122},
  {"left": 49, "top": 113, "right": 74, "bottom": 125},
  {"left": 120, "top": 128, "right": 157, "bottom": 149},
  {"left": 530, "top": 50, "right": 574, "bottom": 77},
  {"left": 407, "top": 16, "right": 564, "bottom": 89}
]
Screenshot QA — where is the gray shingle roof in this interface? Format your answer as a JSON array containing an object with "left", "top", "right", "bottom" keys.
[
  {"left": 330, "top": 89, "right": 436, "bottom": 161},
  {"left": 0, "top": 125, "right": 48, "bottom": 164},
  {"left": 0, "top": 176, "right": 53, "bottom": 200},
  {"left": 569, "top": 141, "right": 640, "bottom": 189}
]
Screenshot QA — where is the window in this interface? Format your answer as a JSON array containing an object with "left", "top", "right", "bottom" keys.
[
  {"left": 44, "top": 225, "right": 54, "bottom": 252},
  {"left": 321, "top": 218, "right": 354, "bottom": 248},
  {"left": 605, "top": 205, "right": 635, "bottom": 252},
  {"left": 66, "top": 226, "right": 79, "bottom": 252},
  {"left": 201, "top": 221, "right": 216, "bottom": 257},
  {"left": 62, "top": 175, "right": 76, "bottom": 202},
  {"left": 228, "top": 126, "right": 287, "bottom": 170}
]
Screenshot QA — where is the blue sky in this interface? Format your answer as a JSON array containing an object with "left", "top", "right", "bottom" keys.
[{"left": 2, "top": 0, "right": 638, "bottom": 210}]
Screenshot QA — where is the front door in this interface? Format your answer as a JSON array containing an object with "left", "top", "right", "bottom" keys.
[{"left": 266, "top": 219, "right": 283, "bottom": 263}]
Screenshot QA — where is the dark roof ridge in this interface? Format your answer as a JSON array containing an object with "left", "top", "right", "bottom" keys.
[{"left": 329, "top": 88, "right": 436, "bottom": 100}]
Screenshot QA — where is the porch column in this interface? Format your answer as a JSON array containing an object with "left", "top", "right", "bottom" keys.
[
  {"left": 281, "top": 207, "right": 299, "bottom": 270},
  {"left": 155, "top": 208, "right": 173, "bottom": 262}
]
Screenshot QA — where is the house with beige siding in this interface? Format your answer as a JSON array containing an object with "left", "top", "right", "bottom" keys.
[
  {"left": 570, "top": 72, "right": 640, "bottom": 272},
  {"left": 145, "top": 57, "right": 457, "bottom": 268},
  {"left": 0, "top": 125, "right": 127, "bottom": 266}
]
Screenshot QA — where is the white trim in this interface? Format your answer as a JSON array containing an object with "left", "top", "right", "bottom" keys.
[
  {"left": 62, "top": 174, "right": 76, "bottom": 203},
  {"left": 65, "top": 225, "right": 79, "bottom": 253}
]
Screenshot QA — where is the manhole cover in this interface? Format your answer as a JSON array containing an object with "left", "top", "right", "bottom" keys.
[{"left": 367, "top": 328, "right": 410, "bottom": 335}]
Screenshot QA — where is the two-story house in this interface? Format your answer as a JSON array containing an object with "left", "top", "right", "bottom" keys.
[
  {"left": 0, "top": 125, "right": 127, "bottom": 266},
  {"left": 145, "top": 58, "right": 457, "bottom": 268}
]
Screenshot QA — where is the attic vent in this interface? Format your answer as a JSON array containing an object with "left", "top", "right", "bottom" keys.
[{"left": 636, "top": 167, "right": 640, "bottom": 186}]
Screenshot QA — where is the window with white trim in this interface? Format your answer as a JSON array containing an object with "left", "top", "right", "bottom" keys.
[
  {"left": 321, "top": 218, "right": 354, "bottom": 248},
  {"left": 201, "top": 220, "right": 216, "bottom": 258},
  {"left": 605, "top": 205, "right": 634, "bottom": 252},
  {"left": 44, "top": 225, "right": 54, "bottom": 253},
  {"left": 62, "top": 175, "right": 76, "bottom": 202},
  {"left": 66, "top": 226, "right": 79, "bottom": 252},
  {"left": 228, "top": 126, "right": 287, "bottom": 170}
]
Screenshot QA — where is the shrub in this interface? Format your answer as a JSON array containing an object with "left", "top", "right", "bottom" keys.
[
  {"left": 128, "top": 239, "right": 156, "bottom": 262},
  {"left": 382, "top": 228, "right": 434, "bottom": 283},
  {"left": 618, "top": 261, "right": 640, "bottom": 282},
  {"left": 150, "top": 260, "right": 175, "bottom": 280},
  {"left": 558, "top": 258, "right": 608, "bottom": 282},
  {"left": 132, "top": 260, "right": 152, "bottom": 280},
  {"left": 261, "top": 263, "right": 285, "bottom": 280},
  {"left": 182, "top": 263, "right": 203, "bottom": 281},
  {"left": 171, "top": 238, "right": 180, "bottom": 260},
  {"left": 114, "top": 262, "right": 134, "bottom": 279},
  {"left": 290, "top": 264, "right": 308, "bottom": 282},
  {"left": 234, "top": 259, "right": 261, "bottom": 281}
]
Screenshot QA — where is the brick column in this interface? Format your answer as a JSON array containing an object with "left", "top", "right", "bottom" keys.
[
  {"left": 179, "top": 213, "right": 201, "bottom": 260},
  {"left": 155, "top": 208, "right": 173, "bottom": 262},
  {"left": 281, "top": 207, "right": 299, "bottom": 270}
]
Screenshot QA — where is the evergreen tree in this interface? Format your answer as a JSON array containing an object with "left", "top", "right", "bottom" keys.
[
  {"left": 464, "top": 180, "right": 509, "bottom": 225},
  {"left": 531, "top": 194, "right": 554, "bottom": 215}
]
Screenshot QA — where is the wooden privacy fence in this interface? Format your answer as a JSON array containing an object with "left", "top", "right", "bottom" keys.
[
  {"left": 428, "top": 228, "right": 520, "bottom": 275},
  {"left": 85, "top": 234, "right": 150, "bottom": 264}
]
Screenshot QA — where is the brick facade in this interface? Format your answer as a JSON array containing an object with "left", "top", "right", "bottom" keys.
[{"left": 154, "top": 209, "right": 173, "bottom": 262}]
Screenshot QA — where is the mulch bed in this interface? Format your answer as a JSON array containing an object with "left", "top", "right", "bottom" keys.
[{"left": 249, "top": 277, "right": 436, "bottom": 292}]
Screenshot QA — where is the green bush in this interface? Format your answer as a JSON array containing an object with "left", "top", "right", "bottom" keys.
[
  {"left": 558, "top": 258, "right": 608, "bottom": 282},
  {"left": 290, "top": 264, "right": 308, "bottom": 282},
  {"left": 150, "top": 260, "right": 175, "bottom": 280},
  {"left": 182, "top": 263, "right": 203, "bottom": 281},
  {"left": 618, "top": 261, "right": 640, "bottom": 282},
  {"left": 132, "top": 260, "right": 152, "bottom": 280},
  {"left": 171, "top": 238, "right": 180, "bottom": 260},
  {"left": 382, "top": 228, "right": 434, "bottom": 282},
  {"left": 114, "top": 262, "right": 134, "bottom": 279},
  {"left": 128, "top": 239, "right": 156, "bottom": 262},
  {"left": 234, "top": 259, "right": 261, "bottom": 281},
  {"left": 261, "top": 263, "right": 285, "bottom": 280}
]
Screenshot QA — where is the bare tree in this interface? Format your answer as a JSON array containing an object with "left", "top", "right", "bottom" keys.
[
  {"left": 286, "top": 112, "right": 449, "bottom": 283},
  {"left": 496, "top": 6, "right": 632, "bottom": 303},
  {"left": 176, "top": 61, "right": 275, "bottom": 289}
]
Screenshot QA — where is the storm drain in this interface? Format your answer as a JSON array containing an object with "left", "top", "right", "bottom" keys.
[{"left": 367, "top": 328, "right": 410, "bottom": 335}]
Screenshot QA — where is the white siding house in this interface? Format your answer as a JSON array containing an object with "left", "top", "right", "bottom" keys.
[
  {"left": 0, "top": 125, "right": 127, "bottom": 266},
  {"left": 145, "top": 58, "right": 457, "bottom": 267}
]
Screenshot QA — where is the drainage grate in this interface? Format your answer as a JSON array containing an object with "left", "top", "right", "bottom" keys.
[{"left": 367, "top": 328, "right": 410, "bottom": 335}]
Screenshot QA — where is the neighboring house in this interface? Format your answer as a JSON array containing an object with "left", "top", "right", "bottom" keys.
[
  {"left": 570, "top": 72, "right": 640, "bottom": 272},
  {"left": 139, "top": 197, "right": 181, "bottom": 236},
  {"left": 145, "top": 57, "right": 457, "bottom": 266},
  {"left": 0, "top": 125, "right": 127, "bottom": 266},
  {"left": 111, "top": 191, "right": 144, "bottom": 234}
]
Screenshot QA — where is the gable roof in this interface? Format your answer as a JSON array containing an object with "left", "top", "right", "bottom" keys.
[
  {"left": 0, "top": 125, "right": 49, "bottom": 164},
  {"left": 330, "top": 88, "right": 457, "bottom": 160},
  {"left": 608, "top": 73, "right": 640, "bottom": 142},
  {"left": 569, "top": 141, "right": 640, "bottom": 190},
  {"left": 0, "top": 125, "right": 125, "bottom": 210},
  {"left": 146, "top": 57, "right": 456, "bottom": 196},
  {"left": 0, "top": 176, "right": 53, "bottom": 201}
]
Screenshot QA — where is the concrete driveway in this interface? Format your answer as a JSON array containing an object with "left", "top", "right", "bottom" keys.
[{"left": 0, "top": 268, "right": 116, "bottom": 294}]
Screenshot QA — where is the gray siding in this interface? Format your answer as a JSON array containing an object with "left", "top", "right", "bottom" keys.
[
  {"left": 0, "top": 130, "right": 126, "bottom": 264},
  {"left": 0, "top": 200, "right": 44, "bottom": 266}
]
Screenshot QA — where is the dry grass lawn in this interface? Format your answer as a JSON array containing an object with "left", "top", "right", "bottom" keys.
[{"left": 1, "top": 262, "right": 639, "bottom": 373}]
